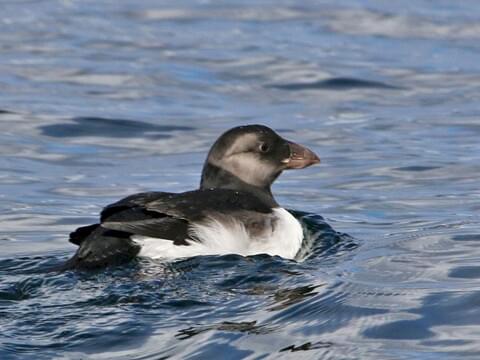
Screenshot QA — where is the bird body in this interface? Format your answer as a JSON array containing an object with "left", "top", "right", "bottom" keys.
[
  {"left": 64, "top": 125, "right": 320, "bottom": 269},
  {"left": 135, "top": 207, "right": 303, "bottom": 260}
]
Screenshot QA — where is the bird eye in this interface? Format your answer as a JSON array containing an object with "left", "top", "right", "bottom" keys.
[{"left": 259, "top": 143, "right": 270, "bottom": 152}]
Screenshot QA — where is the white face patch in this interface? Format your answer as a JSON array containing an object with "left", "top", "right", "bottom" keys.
[
  {"left": 207, "top": 132, "right": 283, "bottom": 187},
  {"left": 223, "top": 133, "right": 258, "bottom": 157},
  {"left": 223, "top": 152, "right": 277, "bottom": 187}
]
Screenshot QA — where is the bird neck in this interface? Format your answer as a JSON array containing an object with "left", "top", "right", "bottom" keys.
[{"left": 200, "top": 163, "right": 279, "bottom": 207}]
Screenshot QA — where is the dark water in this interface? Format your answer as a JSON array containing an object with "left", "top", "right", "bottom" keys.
[{"left": 1, "top": 1, "right": 480, "bottom": 359}]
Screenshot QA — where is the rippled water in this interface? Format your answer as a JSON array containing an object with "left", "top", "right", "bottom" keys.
[{"left": 1, "top": 1, "right": 480, "bottom": 359}]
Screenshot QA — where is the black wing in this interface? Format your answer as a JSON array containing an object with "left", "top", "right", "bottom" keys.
[
  {"left": 100, "top": 195, "right": 191, "bottom": 245},
  {"left": 101, "top": 189, "right": 272, "bottom": 222},
  {"left": 98, "top": 189, "right": 272, "bottom": 237}
]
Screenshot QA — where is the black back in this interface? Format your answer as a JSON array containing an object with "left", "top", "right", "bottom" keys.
[{"left": 65, "top": 189, "right": 274, "bottom": 269}]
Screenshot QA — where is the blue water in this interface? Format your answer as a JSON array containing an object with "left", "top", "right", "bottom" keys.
[{"left": 1, "top": 1, "right": 480, "bottom": 358}]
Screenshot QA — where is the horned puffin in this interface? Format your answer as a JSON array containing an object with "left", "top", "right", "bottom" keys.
[{"left": 64, "top": 125, "right": 320, "bottom": 269}]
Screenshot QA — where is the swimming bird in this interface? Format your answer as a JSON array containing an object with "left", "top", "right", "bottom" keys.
[{"left": 64, "top": 125, "right": 320, "bottom": 269}]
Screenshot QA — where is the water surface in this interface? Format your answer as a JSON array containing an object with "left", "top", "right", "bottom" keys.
[{"left": 1, "top": 0, "right": 480, "bottom": 359}]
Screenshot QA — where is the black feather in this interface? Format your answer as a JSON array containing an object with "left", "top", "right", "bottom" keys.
[
  {"left": 69, "top": 223, "right": 100, "bottom": 245},
  {"left": 63, "top": 226, "right": 141, "bottom": 270}
]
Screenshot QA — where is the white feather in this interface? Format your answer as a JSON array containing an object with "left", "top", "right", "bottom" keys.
[{"left": 132, "top": 208, "right": 303, "bottom": 260}]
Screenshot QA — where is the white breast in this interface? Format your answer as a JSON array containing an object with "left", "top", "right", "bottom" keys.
[{"left": 132, "top": 208, "right": 304, "bottom": 260}]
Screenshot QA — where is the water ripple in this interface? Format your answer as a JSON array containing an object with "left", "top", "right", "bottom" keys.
[{"left": 2, "top": 0, "right": 480, "bottom": 358}]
